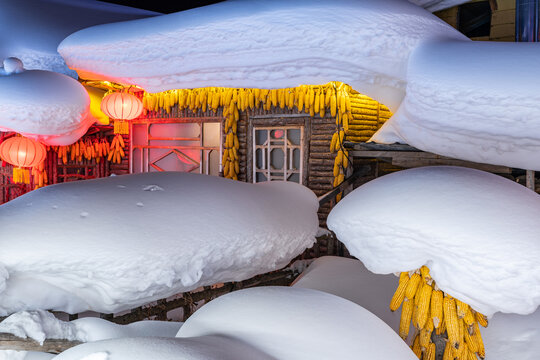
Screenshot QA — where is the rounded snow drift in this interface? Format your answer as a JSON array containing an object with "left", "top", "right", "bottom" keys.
[
  {"left": 0, "top": 172, "right": 318, "bottom": 315},
  {"left": 327, "top": 166, "right": 540, "bottom": 316},
  {"left": 53, "top": 336, "right": 273, "bottom": 360},
  {"left": 177, "top": 286, "right": 417, "bottom": 360},
  {"left": 0, "top": 70, "right": 92, "bottom": 146}
]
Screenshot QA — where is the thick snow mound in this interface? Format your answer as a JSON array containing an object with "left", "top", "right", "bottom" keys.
[
  {"left": 0, "top": 310, "right": 181, "bottom": 344},
  {"left": 327, "top": 166, "right": 540, "bottom": 316},
  {"left": 52, "top": 336, "right": 273, "bottom": 360},
  {"left": 292, "top": 256, "right": 401, "bottom": 333},
  {"left": 177, "top": 287, "right": 417, "bottom": 360},
  {"left": 371, "top": 41, "right": 540, "bottom": 171},
  {"left": 58, "top": 0, "right": 466, "bottom": 111},
  {"left": 0, "top": 0, "right": 158, "bottom": 76},
  {"left": 0, "top": 172, "right": 318, "bottom": 315},
  {"left": 0, "top": 70, "right": 92, "bottom": 146}
]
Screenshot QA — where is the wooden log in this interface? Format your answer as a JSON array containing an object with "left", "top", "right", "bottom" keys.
[{"left": 0, "top": 333, "right": 81, "bottom": 354}]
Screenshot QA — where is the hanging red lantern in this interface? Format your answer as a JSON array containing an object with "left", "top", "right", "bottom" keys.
[
  {"left": 100, "top": 92, "right": 142, "bottom": 135},
  {"left": 0, "top": 136, "right": 47, "bottom": 184}
]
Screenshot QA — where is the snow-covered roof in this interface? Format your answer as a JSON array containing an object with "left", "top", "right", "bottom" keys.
[
  {"left": 372, "top": 40, "right": 540, "bottom": 171},
  {"left": 0, "top": 69, "right": 93, "bottom": 146},
  {"left": 0, "top": 172, "right": 319, "bottom": 315},
  {"left": 327, "top": 166, "right": 540, "bottom": 317},
  {"left": 58, "top": 0, "right": 466, "bottom": 112},
  {"left": 0, "top": 0, "right": 159, "bottom": 76}
]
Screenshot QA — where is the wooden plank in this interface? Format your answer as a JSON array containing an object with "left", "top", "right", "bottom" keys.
[{"left": 0, "top": 334, "right": 81, "bottom": 354}]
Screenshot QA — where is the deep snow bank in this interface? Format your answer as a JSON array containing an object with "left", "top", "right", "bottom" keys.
[
  {"left": 371, "top": 41, "right": 540, "bottom": 171},
  {"left": 0, "top": 70, "right": 92, "bottom": 146},
  {"left": 58, "top": 0, "right": 466, "bottom": 111},
  {"left": 177, "top": 286, "right": 417, "bottom": 360},
  {"left": 0, "top": 172, "right": 318, "bottom": 315},
  {"left": 327, "top": 166, "right": 540, "bottom": 316}
]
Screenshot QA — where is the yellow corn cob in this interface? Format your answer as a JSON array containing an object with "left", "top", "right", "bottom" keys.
[
  {"left": 424, "top": 343, "right": 436, "bottom": 360},
  {"left": 444, "top": 296, "right": 461, "bottom": 353},
  {"left": 415, "top": 283, "right": 432, "bottom": 329},
  {"left": 411, "top": 334, "right": 422, "bottom": 359},
  {"left": 333, "top": 162, "right": 340, "bottom": 177},
  {"left": 330, "top": 132, "right": 338, "bottom": 153},
  {"left": 399, "top": 298, "right": 413, "bottom": 339},
  {"left": 419, "top": 317, "right": 433, "bottom": 348},
  {"left": 431, "top": 290, "right": 443, "bottom": 329},
  {"left": 456, "top": 299, "right": 469, "bottom": 319},
  {"left": 472, "top": 322, "right": 485, "bottom": 359},
  {"left": 405, "top": 273, "right": 421, "bottom": 299},
  {"left": 390, "top": 276, "right": 409, "bottom": 311},
  {"left": 443, "top": 339, "right": 453, "bottom": 360},
  {"left": 475, "top": 312, "right": 488, "bottom": 328},
  {"left": 330, "top": 92, "right": 337, "bottom": 117},
  {"left": 463, "top": 307, "right": 475, "bottom": 326},
  {"left": 420, "top": 265, "right": 431, "bottom": 283},
  {"left": 464, "top": 322, "right": 478, "bottom": 353},
  {"left": 342, "top": 150, "right": 349, "bottom": 168}
]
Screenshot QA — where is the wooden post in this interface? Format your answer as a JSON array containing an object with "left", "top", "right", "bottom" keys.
[{"left": 526, "top": 170, "right": 535, "bottom": 191}]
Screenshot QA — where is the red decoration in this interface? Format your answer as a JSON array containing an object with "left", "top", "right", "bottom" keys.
[
  {"left": 100, "top": 92, "right": 143, "bottom": 120},
  {"left": 0, "top": 136, "right": 46, "bottom": 169}
]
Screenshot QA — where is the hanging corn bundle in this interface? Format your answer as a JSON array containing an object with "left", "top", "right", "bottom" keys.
[
  {"left": 53, "top": 136, "right": 123, "bottom": 165},
  {"left": 391, "top": 266, "right": 487, "bottom": 360}
]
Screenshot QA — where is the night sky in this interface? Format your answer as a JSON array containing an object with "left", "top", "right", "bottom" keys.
[{"left": 99, "top": 0, "right": 225, "bottom": 14}]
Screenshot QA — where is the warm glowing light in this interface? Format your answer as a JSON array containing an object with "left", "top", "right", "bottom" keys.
[
  {"left": 0, "top": 136, "right": 46, "bottom": 168},
  {"left": 100, "top": 92, "right": 143, "bottom": 120}
]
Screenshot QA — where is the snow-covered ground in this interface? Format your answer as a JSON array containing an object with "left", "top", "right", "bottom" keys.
[
  {"left": 327, "top": 166, "right": 540, "bottom": 317},
  {"left": 177, "top": 286, "right": 417, "bottom": 360},
  {"left": 58, "top": 0, "right": 466, "bottom": 112},
  {"left": 0, "top": 172, "right": 319, "bottom": 315},
  {"left": 0, "top": 0, "right": 158, "bottom": 76},
  {"left": 0, "top": 69, "right": 93, "bottom": 146}
]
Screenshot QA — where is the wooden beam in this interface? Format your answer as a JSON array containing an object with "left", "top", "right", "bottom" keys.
[
  {"left": 344, "top": 142, "right": 419, "bottom": 152},
  {"left": 317, "top": 167, "right": 371, "bottom": 207},
  {"left": 0, "top": 334, "right": 81, "bottom": 354},
  {"left": 526, "top": 170, "right": 535, "bottom": 191}
]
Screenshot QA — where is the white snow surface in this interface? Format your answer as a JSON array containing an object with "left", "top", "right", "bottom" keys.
[
  {"left": 292, "top": 256, "right": 401, "bottom": 333},
  {"left": 58, "top": 0, "right": 466, "bottom": 112},
  {"left": 0, "top": 0, "right": 158, "bottom": 76},
  {"left": 327, "top": 166, "right": 540, "bottom": 317},
  {"left": 52, "top": 336, "right": 273, "bottom": 360},
  {"left": 292, "top": 255, "right": 540, "bottom": 360},
  {"left": 177, "top": 286, "right": 417, "bottom": 360},
  {"left": 0, "top": 70, "right": 93, "bottom": 146},
  {"left": 371, "top": 41, "right": 540, "bottom": 171},
  {"left": 0, "top": 172, "right": 318, "bottom": 315},
  {"left": 0, "top": 310, "right": 181, "bottom": 345}
]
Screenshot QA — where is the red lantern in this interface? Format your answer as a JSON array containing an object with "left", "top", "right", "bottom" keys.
[
  {"left": 0, "top": 136, "right": 46, "bottom": 168},
  {"left": 0, "top": 136, "right": 47, "bottom": 184},
  {"left": 100, "top": 92, "right": 143, "bottom": 121}
]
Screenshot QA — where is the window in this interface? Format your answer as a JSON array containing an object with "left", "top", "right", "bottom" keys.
[
  {"left": 253, "top": 126, "right": 304, "bottom": 183},
  {"left": 130, "top": 120, "right": 221, "bottom": 176}
]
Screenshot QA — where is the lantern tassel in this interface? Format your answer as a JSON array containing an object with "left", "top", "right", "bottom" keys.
[{"left": 113, "top": 120, "right": 129, "bottom": 135}]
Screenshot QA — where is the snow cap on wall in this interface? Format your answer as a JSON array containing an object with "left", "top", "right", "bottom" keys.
[
  {"left": 327, "top": 166, "right": 540, "bottom": 317},
  {"left": 0, "top": 64, "right": 93, "bottom": 146},
  {"left": 0, "top": 172, "right": 319, "bottom": 315},
  {"left": 58, "top": 0, "right": 466, "bottom": 111}
]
